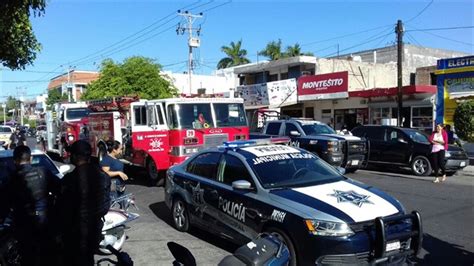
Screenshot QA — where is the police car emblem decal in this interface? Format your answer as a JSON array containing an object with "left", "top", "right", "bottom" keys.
[{"left": 328, "top": 189, "right": 373, "bottom": 207}]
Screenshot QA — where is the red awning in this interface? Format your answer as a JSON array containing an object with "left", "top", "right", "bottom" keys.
[{"left": 349, "top": 85, "right": 436, "bottom": 98}]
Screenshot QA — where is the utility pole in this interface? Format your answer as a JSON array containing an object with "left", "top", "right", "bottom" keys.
[
  {"left": 177, "top": 10, "right": 203, "bottom": 95},
  {"left": 396, "top": 20, "right": 404, "bottom": 127}
]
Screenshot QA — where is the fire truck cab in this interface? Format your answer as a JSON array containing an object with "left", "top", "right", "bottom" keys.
[
  {"left": 87, "top": 96, "right": 249, "bottom": 185},
  {"left": 45, "top": 102, "right": 89, "bottom": 159}
]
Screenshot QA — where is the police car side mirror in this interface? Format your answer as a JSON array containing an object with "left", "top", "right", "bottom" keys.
[
  {"left": 290, "top": 131, "right": 300, "bottom": 137},
  {"left": 336, "top": 167, "right": 346, "bottom": 175},
  {"left": 232, "top": 180, "right": 252, "bottom": 190}
]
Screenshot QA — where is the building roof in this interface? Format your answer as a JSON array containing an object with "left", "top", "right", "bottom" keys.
[
  {"left": 349, "top": 85, "right": 436, "bottom": 98},
  {"left": 232, "top": 56, "right": 317, "bottom": 74},
  {"left": 47, "top": 71, "right": 99, "bottom": 90}
]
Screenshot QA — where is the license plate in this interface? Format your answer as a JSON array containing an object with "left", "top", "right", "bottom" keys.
[
  {"left": 386, "top": 241, "right": 400, "bottom": 252},
  {"left": 460, "top": 161, "right": 466, "bottom": 167},
  {"left": 351, "top": 160, "right": 359, "bottom": 166}
]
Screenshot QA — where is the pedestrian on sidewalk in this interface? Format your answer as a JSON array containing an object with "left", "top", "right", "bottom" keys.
[{"left": 429, "top": 124, "right": 448, "bottom": 183}]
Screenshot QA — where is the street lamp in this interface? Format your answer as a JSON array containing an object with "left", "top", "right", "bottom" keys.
[{"left": 1, "top": 104, "right": 5, "bottom": 125}]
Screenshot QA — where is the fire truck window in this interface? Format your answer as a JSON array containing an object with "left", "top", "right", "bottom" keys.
[
  {"left": 168, "top": 105, "right": 179, "bottom": 129},
  {"left": 186, "top": 152, "right": 221, "bottom": 180},
  {"left": 156, "top": 106, "right": 164, "bottom": 125},
  {"left": 147, "top": 106, "right": 157, "bottom": 125},
  {"left": 214, "top": 103, "right": 247, "bottom": 127},
  {"left": 134, "top": 106, "right": 147, "bottom": 126}
]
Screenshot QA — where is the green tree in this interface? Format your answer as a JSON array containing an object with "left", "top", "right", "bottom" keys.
[
  {"left": 453, "top": 100, "right": 474, "bottom": 142},
  {"left": 46, "top": 89, "right": 68, "bottom": 110},
  {"left": 6, "top": 96, "right": 18, "bottom": 111},
  {"left": 217, "top": 40, "right": 251, "bottom": 69},
  {"left": 0, "top": 0, "right": 46, "bottom": 70},
  {"left": 258, "top": 39, "right": 283, "bottom": 61},
  {"left": 82, "top": 56, "right": 178, "bottom": 100},
  {"left": 284, "top": 43, "right": 314, "bottom": 57}
]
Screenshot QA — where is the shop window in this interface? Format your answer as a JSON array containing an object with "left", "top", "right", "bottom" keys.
[
  {"left": 412, "top": 106, "right": 432, "bottom": 131},
  {"left": 280, "top": 72, "right": 288, "bottom": 80},
  {"left": 305, "top": 107, "right": 314, "bottom": 119}
]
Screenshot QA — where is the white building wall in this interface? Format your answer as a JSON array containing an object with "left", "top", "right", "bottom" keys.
[
  {"left": 163, "top": 71, "right": 235, "bottom": 96},
  {"left": 316, "top": 58, "right": 398, "bottom": 90}
]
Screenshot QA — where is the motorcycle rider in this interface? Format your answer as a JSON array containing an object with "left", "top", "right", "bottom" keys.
[
  {"left": 58, "top": 140, "right": 110, "bottom": 266},
  {"left": 7, "top": 145, "right": 60, "bottom": 265},
  {"left": 7, "top": 127, "right": 26, "bottom": 150}
]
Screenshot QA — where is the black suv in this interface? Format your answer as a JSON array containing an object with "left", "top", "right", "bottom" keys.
[{"left": 352, "top": 125, "right": 469, "bottom": 176}]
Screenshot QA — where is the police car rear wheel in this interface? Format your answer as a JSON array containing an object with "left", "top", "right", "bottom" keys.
[
  {"left": 172, "top": 199, "right": 189, "bottom": 232},
  {"left": 266, "top": 227, "right": 297, "bottom": 266}
]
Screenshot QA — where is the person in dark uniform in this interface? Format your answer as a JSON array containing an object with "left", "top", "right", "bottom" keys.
[
  {"left": 59, "top": 140, "right": 110, "bottom": 266},
  {"left": 7, "top": 145, "right": 59, "bottom": 265},
  {"left": 8, "top": 127, "right": 26, "bottom": 150}
]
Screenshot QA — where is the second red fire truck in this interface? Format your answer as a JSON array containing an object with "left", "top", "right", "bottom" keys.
[{"left": 86, "top": 96, "right": 249, "bottom": 185}]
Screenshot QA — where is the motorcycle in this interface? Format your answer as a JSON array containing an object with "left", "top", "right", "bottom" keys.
[
  {"left": 168, "top": 233, "right": 290, "bottom": 266},
  {"left": 99, "top": 194, "right": 139, "bottom": 255}
]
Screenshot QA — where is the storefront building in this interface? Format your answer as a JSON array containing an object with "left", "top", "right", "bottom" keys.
[{"left": 435, "top": 55, "right": 474, "bottom": 126}]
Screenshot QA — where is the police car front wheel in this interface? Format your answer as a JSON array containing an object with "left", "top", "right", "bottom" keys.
[
  {"left": 265, "top": 227, "right": 297, "bottom": 266},
  {"left": 172, "top": 198, "right": 190, "bottom": 232}
]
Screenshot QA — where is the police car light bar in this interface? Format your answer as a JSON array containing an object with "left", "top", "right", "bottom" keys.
[{"left": 222, "top": 137, "right": 290, "bottom": 149}]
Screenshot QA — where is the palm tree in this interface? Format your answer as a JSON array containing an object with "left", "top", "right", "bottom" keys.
[
  {"left": 284, "top": 43, "right": 314, "bottom": 57},
  {"left": 258, "top": 39, "right": 283, "bottom": 61},
  {"left": 217, "top": 40, "right": 251, "bottom": 69}
]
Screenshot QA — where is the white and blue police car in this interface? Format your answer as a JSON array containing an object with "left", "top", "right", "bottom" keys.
[{"left": 164, "top": 139, "right": 422, "bottom": 265}]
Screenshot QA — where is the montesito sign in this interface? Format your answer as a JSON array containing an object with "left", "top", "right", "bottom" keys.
[{"left": 297, "top": 71, "right": 349, "bottom": 101}]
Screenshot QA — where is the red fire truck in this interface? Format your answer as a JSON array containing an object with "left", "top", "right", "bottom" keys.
[
  {"left": 45, "top": 102, "right": 90, "bottom": 159},
  {"left": 87, "top": 96, "right": 249, "bottom": 185}
]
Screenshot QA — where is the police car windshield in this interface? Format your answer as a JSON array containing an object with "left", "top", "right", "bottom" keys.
[
  {"left": 243, "top": 146, "right": 344, "bottom": 189},
  {"left": 301, "top": 123, "right": 336, "bottom": 135},
  {"left": 66, "top": 108, "right": 89, "bottom": 120}
]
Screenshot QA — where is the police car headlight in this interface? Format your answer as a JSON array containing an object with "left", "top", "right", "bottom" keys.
[
  {"left": 445, "top": 151, "right": 451, "bottom": 158},
  {"left": 305, "top": 219, "right": 354, "bottom": 237}
]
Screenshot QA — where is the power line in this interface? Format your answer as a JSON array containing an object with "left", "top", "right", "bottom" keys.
[
  {"left": 67, "top": 1, "right": 201, "bottom": 66},
  {"left": 406, "top": 24, "right": 473, "bottom": 46},
  {"left": 200, "top": 0, "right": 232, "bottom": 13},
  {"left": 405, "top": 0, "right": 434, "bottom": 23},
  {"left": 406, "top": 26, "right": 474, "bottom": 32},
  {"left": 0, "top": 69, "right": 62, "bottom": 74},
  {"left": 406, "top": 32, "right": 423, "bottom": 47},
  {"left": 73, "top": 17, "right": 180, "bottom": 66},
  {"left": 324, "top": 27, "right": 394, "bottom": 58},
  {"left": 301, "top": 24, "right": 393, "bottom": 47}
]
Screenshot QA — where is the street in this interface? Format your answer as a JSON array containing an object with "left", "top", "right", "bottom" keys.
[{"left": 27, "top": 137, "right": 474, "bottom": 265}]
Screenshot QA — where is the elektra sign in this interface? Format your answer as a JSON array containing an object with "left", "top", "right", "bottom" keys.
[{"left": 298, "top": 71, "right": 349, "bottom": 101}]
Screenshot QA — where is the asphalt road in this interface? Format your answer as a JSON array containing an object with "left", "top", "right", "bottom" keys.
[{"left": 27, "top": 138, "right": 473, "bottom": 265}]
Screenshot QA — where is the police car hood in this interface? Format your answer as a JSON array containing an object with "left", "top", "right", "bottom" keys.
[{"left": 269, "top": 180, "right": 402, "bottom": 223}]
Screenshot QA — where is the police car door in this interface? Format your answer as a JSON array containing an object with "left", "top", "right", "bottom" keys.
[
  {"left": 183, "top": 152, "right": 226, "bottom": 229},
  {"left": 212, "top": 153, "right": 260, "bottom": 243},
  {"left": 130, "top": 102, "right": 169, "bottom": 167}
]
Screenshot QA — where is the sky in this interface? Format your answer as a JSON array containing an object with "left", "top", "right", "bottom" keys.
[{"left": 1, "top": 0, "right": 473, "bottom": 101}]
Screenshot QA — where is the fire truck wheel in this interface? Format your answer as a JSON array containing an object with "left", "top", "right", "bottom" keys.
[{"left": 147, "top": 159, "right": 164, "bottom": 186}]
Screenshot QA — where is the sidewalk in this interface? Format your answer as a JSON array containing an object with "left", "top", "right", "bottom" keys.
[{"left": 458, "top": 165, "right": 474, "bottom": 177}]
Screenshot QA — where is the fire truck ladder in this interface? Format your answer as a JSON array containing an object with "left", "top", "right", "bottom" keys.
[{"left": 87, "top": 96, "right": 139, "bottom": 112}]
